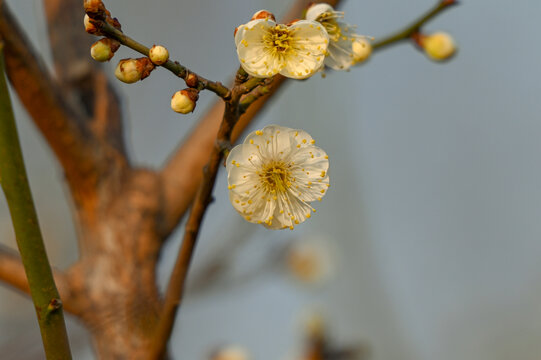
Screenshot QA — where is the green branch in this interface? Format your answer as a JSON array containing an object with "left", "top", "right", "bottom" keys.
[
  {"left": 373, "top": 0, "right": 459, "bottom": 51},
  {"left": 0, "top": 45, "right": 72, "bottom": 360}
]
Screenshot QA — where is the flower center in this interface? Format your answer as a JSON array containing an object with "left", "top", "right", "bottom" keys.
[
  {"left": 259, "top": 161, "right": 292, "bottom": 194},
  {"left": 264, "top": 25, "right": 293, "bottom": 55}
]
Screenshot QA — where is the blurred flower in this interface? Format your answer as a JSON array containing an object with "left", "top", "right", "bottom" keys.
[
  {"left": 226, "top": 125, "right": 330, "bottom": 229},
  {"left": 235, "top": 13, "right": 329, "bottom": 79},
  {"left": 306, "top": 3, "right": 369, "bottom": 70},
  {"left": 352, "top": 38, "right": 372, "bottom": 64},
  {"left": 422, "top": 31, "right": 457, "bottom": 61},
  {"left": 286, "top": 235, "right": 334, "bottom": 284},
  {"left": 212, "top": 345, "right": 250, "bottom": 360}
]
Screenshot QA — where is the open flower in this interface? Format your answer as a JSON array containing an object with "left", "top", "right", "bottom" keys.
[
  {"left": 306, "top": 3, "right": 368, "bottom": 70},
  {"left": 226, "top": 125, "right": 330, "bottom": 229},
  {"left": 234, "top": 15, "right": 329, "bottom": 79}
]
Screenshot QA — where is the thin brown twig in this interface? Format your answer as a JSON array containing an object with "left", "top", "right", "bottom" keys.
[
  {"left": 91, "top": 18, "right": 231, "bottom": 99},
  {"left": 372, "top": 0, "right": 459, "bottom": 50},
  {"left": 149, "top": 81, "right": 243, "bottom": 359}
]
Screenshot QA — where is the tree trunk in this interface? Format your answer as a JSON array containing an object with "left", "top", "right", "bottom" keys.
[{"left": 68, "top": 169, "right": 165, "bottom": 359}]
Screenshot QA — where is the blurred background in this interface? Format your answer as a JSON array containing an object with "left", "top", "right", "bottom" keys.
[{"left": 1, "top": 0, "right": 540, "bottom": 359}]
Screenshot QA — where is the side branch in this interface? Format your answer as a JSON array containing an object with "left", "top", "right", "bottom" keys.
[
  {"left": 372, "top": 0, "right": 458, "bottom": 50},
  {"left": 150, "top": 88, "right": 243, "bottom": 360},
  {"left": 0, "top": 245, "right": 77, "bottom": 315},
  {"left": 0, "top": 3, "right": 103, "bottom": 197},
  {"left": 93, "top": 19, "right": 231, "bottom": 98}
]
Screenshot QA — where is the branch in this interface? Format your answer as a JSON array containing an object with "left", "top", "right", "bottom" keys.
[
  {"left": 0, "top": 245, "right": 78, "bottom": 315},
  {"left": 372, "top": 0, "right": 458, "bottom": 50},
  {"left": 0, "top": 47, "right": 72, "bottom": 359},
  {"left": 149, "top": 84, "right": 242, "bottom": 358},
  {"left": 92, "top": 18, "right": 231, "bottom": 98},
  {"left": 0, "top": 3, "right": 106, "bottom": 199}
]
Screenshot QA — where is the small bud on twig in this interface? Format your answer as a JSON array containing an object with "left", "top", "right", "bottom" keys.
[
  {"left": 186, "top": 73, "right": 198, "bottom": 88},
  {"left": 418, "top": 31, "right": 457, "bottom": 61},
  {"left": 137, "top": 57, "right": 155, "bottom": 80},
  {"left": 149, "top": 45, "right": 170, "bottom": 65},
  {"left": 84, "top": 14, "right": 100, "bottom": 35},
  {"left": 84, "top": 0, "right": 107, "bottom": 19},
  {"left": 352, "top": 38, "right": 372, "bottom": 64},
  {"left": 171, "top": 89, "right": 199, "bottom": 114},
  {"left": 114, "top": 58, "right": 154, "bottom": 83},
  {"left": 115, "top": 59, "right": 141, "bottom": 83},
  {"left": 251, "top": 10, "right": 276, "bottom": 22},
  {"left": 90, "top": 38, "right": 120, "bottom": 62}
]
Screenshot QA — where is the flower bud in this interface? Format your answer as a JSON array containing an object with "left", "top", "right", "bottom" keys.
[
  {"left": 84, "top": 0, "right": 106, "bottom": 19},
  {"left": 149, "top": 45, "right": 169, "bottom": 65},
  {"left": 137, "top": 57, "right": 156, "bottom": 80},
  {"left": 251, "top": 10, "right": 276, "bottom": 22},
  {"left": 306, "top": 3, "right": 334, "bottom": 20},
  {"left": 84, "top": 14, "right": 98, "bottom": 34},
  {"left": 90, "top": 38, "right": 119, "bottom": 62},
  {"left": 352, "top": 38, "right": 372, "bottom": 64},
  {"left": 185, "top": 73, "right": 198, "bottom": 88},
  {"left": 171, "top": 89, "right": 199, "bottom": 114},
  {"left": 423, "top": 32, "right": 456, "bottom": 61},
  {"left": 114, "top": 59, "right": 142, "bottom": 83}
]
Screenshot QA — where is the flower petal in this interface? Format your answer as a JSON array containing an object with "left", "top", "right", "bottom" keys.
[
  {"left": 305, "top": 3, "right": 334, "bottom": 21},
  {"left": 244, "top": 124, "right": 295, "bottom": 159},
  {"left": 236, "top": 19, "right": 281, "bottom": 78},
  {"left": 281, "top": 21, "right": 328, "bottom": 79}
]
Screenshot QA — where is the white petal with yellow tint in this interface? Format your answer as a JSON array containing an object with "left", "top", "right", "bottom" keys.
[
  {"left": 235, "top": 19, "right": 279, "bottom": 77},
  {"left": 226, "top": 125, "right": 330, "bottom": 230},
  {"left": 281, "top": 20, "right": 328, "bottom": 79}
]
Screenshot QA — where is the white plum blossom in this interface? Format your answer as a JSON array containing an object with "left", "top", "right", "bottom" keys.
[
  {"left": 306, "top": 3, "right": 368, "bottom": 70},
  {"left": 235, "top": 15, "right": 329, "bottom": 79},
  {"left": 226, "top": 125, "right": 330, "bottom": 230}
]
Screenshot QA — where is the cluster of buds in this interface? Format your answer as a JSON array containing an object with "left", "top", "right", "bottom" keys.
[
  {"left": 90, "top": 38, "right": 120, "bottom": 62},
  {"left": 414, "top": 31, "right": 457, "bottom": 61},
  {"left": 83, "top": 1, "right": 121, "bottom": 36},
  {"left": 114, "top": 57, "right": 155, "bottom": 83},
  {"left": 171, "top": 88, "right": 199, "bottom": 114}
]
